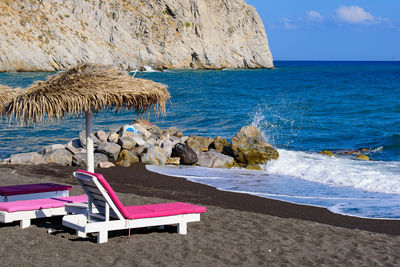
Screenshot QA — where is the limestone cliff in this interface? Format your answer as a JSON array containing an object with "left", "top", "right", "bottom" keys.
[{"left": 0, "top": 0, "right": 273, "bottom": 71}]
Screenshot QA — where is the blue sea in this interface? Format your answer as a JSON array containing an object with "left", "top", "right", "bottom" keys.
[{"left": 1, "top": 61, "right": 400, "bottom": 219}]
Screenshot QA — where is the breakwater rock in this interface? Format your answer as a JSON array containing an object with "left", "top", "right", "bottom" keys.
[
  {"left": 3, "top": 121, "right": 279, "bottom": 170},
  {"left": 319, "top": 149, "right": 372, "bottom": 161},
  {"left": 0, "top": 0, "right": 273, "bottom": 72}
]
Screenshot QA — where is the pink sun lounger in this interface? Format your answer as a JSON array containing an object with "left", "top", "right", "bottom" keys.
[
  {"left": 0, "top": 195, "right": 88, "bottom": 228},
  {"left": 62, "top": 170, "right": 206, "bottom": 243}
]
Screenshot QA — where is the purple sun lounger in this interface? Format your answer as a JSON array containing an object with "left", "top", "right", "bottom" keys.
[
  {"left": 0, "top": 195, "right": 88, "bottom": 228},
  {"left": 62, "top": 170, "right": 206, "bottom": 243},
  {"left": 0, "top": 183, "right": 72, "bottom": 202}
]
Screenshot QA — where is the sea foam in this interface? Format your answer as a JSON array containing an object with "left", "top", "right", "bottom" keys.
[
  {"left": 147, "top": 149, "right": 400, "bottom": 219},
  {"left": 264, "top": 149, "right": 400, "bottom": 195}
]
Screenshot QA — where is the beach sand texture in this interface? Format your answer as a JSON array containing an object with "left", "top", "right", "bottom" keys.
[{"left": 0, "top": 164, "right": 399, "bottom": 266}]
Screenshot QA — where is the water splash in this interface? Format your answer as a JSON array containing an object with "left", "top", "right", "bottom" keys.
[{"left": 250, "top": 104, "right": 299, "bottom": 147}]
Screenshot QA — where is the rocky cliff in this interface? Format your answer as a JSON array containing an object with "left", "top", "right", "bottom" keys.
[{"left": 0, "top": 0, "right": 273, "bottom": 72}]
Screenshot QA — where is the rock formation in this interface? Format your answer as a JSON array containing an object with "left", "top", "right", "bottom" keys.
[
  {"left": 0, "top": 0, "right": 273, "bottom": 72},
  {"left": 2, "top": 121, "right": 280, "bottom": 170}
]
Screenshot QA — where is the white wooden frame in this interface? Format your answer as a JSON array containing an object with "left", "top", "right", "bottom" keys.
[
  {"left": 0, "top": 207, "right": 70, "bottom": 229},
  {"left": 62, "top": 171, "right": 202, "bottom": 243}
]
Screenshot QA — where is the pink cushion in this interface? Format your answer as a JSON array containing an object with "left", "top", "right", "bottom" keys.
[
  {"left": 76, "top": 170, "right": 206, "bottom": 219},
  {"left": 77, "top": 170, "right": 134, "bottom": 219},
  {"left": 124, "top": 202, "right": 206, "bottom": 219},
  {"left": 0, "top": 195, "right": 88, "bottom": 213},
  {"left": 0, "top": 183, "right": 72, "bottom": 196}
]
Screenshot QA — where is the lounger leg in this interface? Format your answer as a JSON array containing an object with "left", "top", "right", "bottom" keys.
[
  {"left": 178, "top": 222, "right": 187, "bottom": 235},
  {"left": 20, "top": 219, "right": 31, "bottom": 229},
  {"left": 97, "top": 231, "right": 108, "bottom": 243},
  {"left": 77, "top": 230, "right": 86, "bottom": 238}
]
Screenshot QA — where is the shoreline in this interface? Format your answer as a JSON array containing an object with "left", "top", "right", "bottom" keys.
[
  {"left": 1, "top": 163, "right": 400, "bottom": 265},
  {"left": 2, "top": 163, "right": 399, "bottom": 236}
]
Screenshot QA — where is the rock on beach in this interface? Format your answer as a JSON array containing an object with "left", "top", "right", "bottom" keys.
[
  {"left": 231, "top": 125, "right": 279, "bottom": 166},
  {"left": 8, "top": 122, "right": 280, "bottom": 170},
  {"left": 10, "top": 152, "right": 46, "bottom": 165},
  {"left": 171, "top": 143, "right": 198, "bottom": 165},
  {"left": 43, "top": 149, "right": 73, "bottom": 166},
  {"left": 197, "top": 149, "right": 235, "bottom": 168}
]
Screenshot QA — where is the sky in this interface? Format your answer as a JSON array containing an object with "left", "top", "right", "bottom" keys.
[{"left": 245, "top": 0, "right": 400, "bottom": 61}]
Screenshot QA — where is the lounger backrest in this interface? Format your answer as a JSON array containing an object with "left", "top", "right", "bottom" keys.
[{"left": 74, "top": 170, "right": 125, "bottom": 220}]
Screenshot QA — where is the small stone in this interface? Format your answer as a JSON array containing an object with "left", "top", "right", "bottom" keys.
[
  {"left": 130, "top": 134, "right": 146, "bottom": 146},
  {"left": 65, "top": 145, "right": 80, "bottom": 155},
  {"left": 148, "top": 127, "right": 164, "bottom": 140},
  {"left": 212, "top": 136, "right": 229, "bottom": 153},
  {"left": 166, "top": 157, "right": 180, "bottom": 165},
  {"left": 67, "top": 138, "right": 81, "bottom": 149},
  {"left": 118, "top": 149, "right": 140, "bottom": 164},
  {"left": 122, "top": 124, "right": 151, "bottom": 140},
  {"left": 43, "top": 149, "right": 73, "bottom": 166},
  {"left": 320, "top": 150, "right": 334, "bottom": 157},
  {"left": 72, "top": 154, "right": 86, "bottom": 167},
  {"left": 96, "top": 142, "right": 121, "bottom": 161},
  {"left": 115, "top": 159, "right": 131, "bottom": 167},
  {"left": 40, "top": 144, "right": 66, "bottom": 155},
  {"left": 118, "top": 137, "right": 137, "bottom": 150},
  {"left": 108, "top": 133, "right": 120, "bottom": 143},
  {"left": 159, "top": 132, "right": 171, "bottom": 141},
  {"left": 95, "top": 153, "right": 109, "bottom": 164},
  {"left": 186, "top": 136, "right": 214, "bottom": 155},
  {"left": 174, "top": 130, "right": 183, "bottom": 138},
  {"left": 196, "top": 149, "right": 235, "bottom": 168},
  {"left": 245, "top": 164, "right": 263, "bottom": 171},
  {"left": 180, "top": 136, "right": 189, "bottom": 143},
  {"left": 79, "top": 130, "right": 100, "bottom": 148},
  {"left": 98, "top": 162, "right": 115, "bottom": 168},
  {"left": 132, "top": 146, "right": 145, "bottom": 157},
  {"left": 161, "top": 139, "right": 175, "bottom": 158},
  {"left": 72, "top": 153, "right": 108, "bottom": 167},
  {"left": 10, "top": 152, "right": 46, "bottom": 165},
  {"left": 231, "top": 125, "right": 279, "bottom": 165},
  {"left": 166, "top": 127, "right": 183, "bottom": 137},
  {"left": 141, "top": 146, "right": 168, "bottom": 165},
  {"left": 95, "top": 130, "right": 109, "bottom": 143},
  {"left": 356, "top": 154, "right": 370, "bottom": 161},
  {"left": 171, "top": 143, "right": 198, "bottom": 165}
]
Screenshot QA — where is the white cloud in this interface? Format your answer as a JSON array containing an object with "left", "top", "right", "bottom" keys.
[
  {"left": 281, "top": 17, "right": 296, "bottom": 29},
  {"left": 307, "top": 11, "right": 324, "bottom": 22},
  {"left": 336, "top": 5, "right": 376, "bottom": 24}
]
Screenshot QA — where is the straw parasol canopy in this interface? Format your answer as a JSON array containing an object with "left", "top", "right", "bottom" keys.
[
  {"left": 4, "top": 64, "right": 170, "bottom": 125},
  {"left": 3, "top": 63, "right": 170, "bottom": 172},
  {"left": 0, "top": 84, "right": 17, "bottom": 114}
]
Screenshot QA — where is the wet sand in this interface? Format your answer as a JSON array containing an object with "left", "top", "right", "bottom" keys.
[{"left": 0, "top": 163, "right": 399, "bottom": 266}]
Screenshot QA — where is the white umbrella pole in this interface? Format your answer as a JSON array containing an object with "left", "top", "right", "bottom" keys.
[{"left": 85, "top": 111, "right": 95, "bottom": 173}]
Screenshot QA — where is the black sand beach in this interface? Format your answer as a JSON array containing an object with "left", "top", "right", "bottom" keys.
[{"left": 0, "top": 163, "right": 399, "bottom": 266}]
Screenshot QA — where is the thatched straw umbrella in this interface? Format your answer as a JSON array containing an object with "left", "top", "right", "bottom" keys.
[
  {"left": 3, "top": 64, "right": 170, "bottom": 172},
  {"left": 0, "top": 85, "right": 17, "bottom": 114}
]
